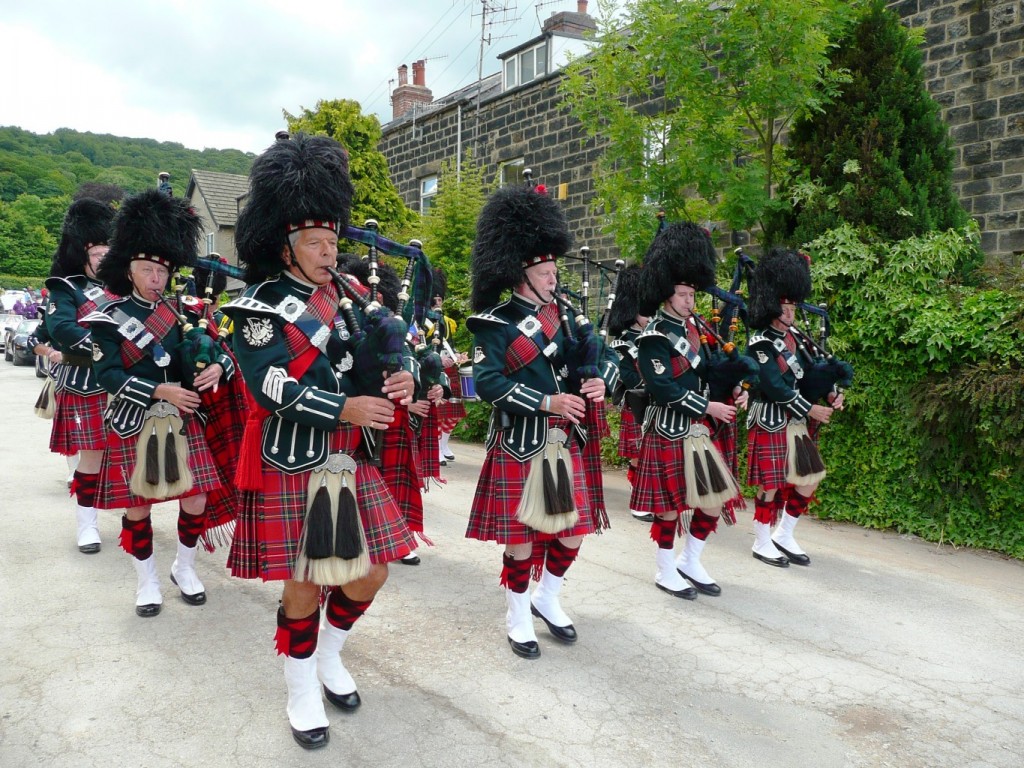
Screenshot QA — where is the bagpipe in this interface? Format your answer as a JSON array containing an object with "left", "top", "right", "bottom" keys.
[
  {"left": 402, "top": 239, "right": 445, "bottom": 394},
  {"left": 328, "top": 220, "right": 433, "bottom": 462},
  {"left": 735, "top": 247, "right": 854, "bottom": 404}
]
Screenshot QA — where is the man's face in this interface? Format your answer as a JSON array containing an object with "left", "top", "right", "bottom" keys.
[
  {"left": 521, "top": 261, "right": 558, "bottom": 302},
  {"left": 130, "top": 260, "right": 170, "bottom": 300},
  {"left": 664, "top": 284, "right": 695, "bottom": 318},
  {"left": 774, "top": 302, "right": 796, "bottom": 329},
  {"left": 283, "top": 228, "right": 339, "bottom": 285},
  {"left": 85, "top": 244, "right": 109, "bottom": 279}
]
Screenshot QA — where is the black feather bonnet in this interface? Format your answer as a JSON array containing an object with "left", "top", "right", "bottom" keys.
[
  {"left": 638, "top": 222, "right": 717, "bottom": 317},
  {"left": 747, "top": 247, "right": 812, "bottom": 329},
  {"left": 469, "top": 184, "right": 572, "bottom": 312},
  {"left": 50, "top": 198, "right": 116, "bottom": 278}
]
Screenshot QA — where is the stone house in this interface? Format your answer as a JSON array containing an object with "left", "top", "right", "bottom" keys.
[
  {"left": 378, "top": 0, "right": 1024, "bottom": 271},
  {"left": 184, "top": 169, "right": 249, "bottom": 268}
]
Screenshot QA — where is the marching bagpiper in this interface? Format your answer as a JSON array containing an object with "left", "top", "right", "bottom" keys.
[
  {"left": 745, "top": 248, "right": 841, "bottom": 568},
  {"left": 466, "top": 182, "right": 614, "bottom": 659},
  {"left": 426, "top": 268, "right": 468, "bottom": 465},
  {"left": 85, "top": 189, "right": 237, "bottom": 617},
  {"left": 629, "top": 222, "right": 746, "bottom": 599},
  {"left": 38, "top": 198, "right": 117, "bottom": 553},
  {"left": 605, "top": 262, "right": 653, "bottom": 522},
  {"left": 221, "top": 133, "right": 416, "bottom": 749}
]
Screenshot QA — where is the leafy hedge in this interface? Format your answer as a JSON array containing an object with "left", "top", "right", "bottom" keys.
[{"left": 805, "top": 224, "right": 1024, "bottom": 559}]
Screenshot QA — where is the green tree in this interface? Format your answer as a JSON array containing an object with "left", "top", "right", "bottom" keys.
[
  {"left": 0, "top": 194, "right": 66, "bottom": 276},
  {"left": 769, "top": 0, "right": 969, "bottom": 247},
  {"left": 419, "top": 151, "right": 488, "bottom": 336},
  {"left": 561, "top": 0, "right": 856, "bottom": 258},
  {"left": 284, "top": 99, "right": 416, "bottom": 235}
]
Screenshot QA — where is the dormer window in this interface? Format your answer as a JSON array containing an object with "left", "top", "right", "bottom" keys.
[{"left": 503, "top": 41, "right": 548, "bottom": 90}]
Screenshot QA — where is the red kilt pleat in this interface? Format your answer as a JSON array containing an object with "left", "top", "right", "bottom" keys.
[
  {"left": 197, "top": 375, "right": 248, "bottom": 548},
  {"left": 380, "top": 407, "right": 425, "bottom": 533},
  {"left": 629, "top": 424, "right": 743, "bottom": 516},
  {"left": 746, "top": 424, "right": 788, "bottom": 490},
  {"left": 417, "top": 404, "right": 442, "bottom": 482},
  {"left": 49, "top": 389, "right": 107, "bottom": 455},
  {"left": 617, "top": 406, "right": 642, "bottom": 461},
  {"left": 438, "top": 364, "right": 467, "bottom": 431},
  {"left": 94, "top": 414, "right": 224, "bottom": 510},
  {"left": 227, "top": 425, "right": 415, "bottom": 581},
  {"left": 466, "top": 418, "right": 595, "bottom": 545},
  {"left": 712, "top": 419, "right": 739, "bottom": 477}
]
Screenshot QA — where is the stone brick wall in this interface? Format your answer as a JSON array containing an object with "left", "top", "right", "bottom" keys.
[
  {"left": 379, "top": 74, "right": 619, "bottom": 274},
  {"left": 890, "top": 0, "right": 1024, "bottom": 258},
  {"left": 381, "top": 4, "right": 1024, "bottom": 265}
]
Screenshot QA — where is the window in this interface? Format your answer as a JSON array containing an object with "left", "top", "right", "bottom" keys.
[
  {"left": 499, "top": 158, "right": 525, "bottom": 188},
  {"left": 503, "top": 41, "right": 548, "bottom": 90},
  {"left": 205, "top": 233, "right": 215, "bottom": 255},
  {"left": 420, "top": 175, "right": 438, "bottom": 214}
]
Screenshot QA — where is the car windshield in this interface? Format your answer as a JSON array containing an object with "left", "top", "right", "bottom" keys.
[{"left": 17, "top": 319, "right": 39, "bottom": 334}]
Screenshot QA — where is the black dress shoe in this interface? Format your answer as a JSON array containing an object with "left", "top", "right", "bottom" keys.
[
  {"left": 752, "top": 551, "right": 790, "bottom": 568},
  {"left": 135, "top": 603, "right": 161, "bottom": 618},
  {"left": 170, "top": 573, "right": 207, "bottom": 605},
  {"left": 291, "top": 725, "right": 330, "bottom": 749},
  {"left": 678, "top": 568, "right": 721, "bottom": 596},
  {"left": 324, "top": 685, "right": 361, "bottom": 711},
  {"left": 631, "top": 512, "right": 655, "bottom": 523},
  {"left": 656, "top": 582, "right": 698, "bottom": 600},
  {"left": 399, "top": 554, "right": 421, "bottom": 566},
  {"left": 443, "top": 451, "right": 455, "bottom": 461},
  {"left": 78, "top": 542, "right": 101, "bottom": 554},
  {"left": 773, "top": 542, "right": 810, "bottom": 566},
  {"left": 531, "top": 605, "right": 577, "bottom": 644},
  {"left": 440, "top": 459, "right": 447, "bottom": 467},
  {"left": 507, "top": 636, "right": 540, "bottom": 659}
]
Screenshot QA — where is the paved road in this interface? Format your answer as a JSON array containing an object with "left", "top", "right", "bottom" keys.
[{"left": 1, "top": 361, "right": 1022, "bottom": 767}]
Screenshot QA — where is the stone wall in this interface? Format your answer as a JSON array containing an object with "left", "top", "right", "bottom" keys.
[
  {"left": 381, "top": 4, "right": 1024, "bottom": 263},
  {"left": 889, "top": 0, "right": 1023, "bottom": 257}
]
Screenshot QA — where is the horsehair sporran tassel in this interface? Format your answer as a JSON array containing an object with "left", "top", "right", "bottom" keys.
[
  {"left": 34, "top": 377, "right": 56, "bottom": 419},
  {"left": 704, "top": 445, "right": 730, "bottom": 493},
  {"left": 785, "top": 422, "right": 826, "bottom": 486},
  {"left": 683, "top": 427, "right": 740, "bottom": 510},
  {"left": 294, "top": 454, "right": 369, "bottom": 586},
  {"left": 542, "top": 450, "right": 559, "bottom": 515},
  {"left": 129, "top": 402, "right": 193, "bottom": 500},
  {"left": 516, "top": 428, "right": 579, "bottom": 535},
  {"left": 334, "top": 469, "right": 363, "bottom": 560},
  {"left": 555, "top": 441, "right": 574, "bottom": 514}
]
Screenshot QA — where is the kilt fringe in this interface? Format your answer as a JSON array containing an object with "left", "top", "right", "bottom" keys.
[
  {"left": 293, "top": 455, "right": 370, "bottom": 586},
  {"left": 130, "top": 407, "right": 193, "bottom": 501},
  {"left": 785, "top": 422, "right": 827, "bottom": 486},
  {"left": 35, "top": 377, "right": 56, "bottom": 420},
  {"left": 199, "top": 519, "right": 235, "bottom": 553}
]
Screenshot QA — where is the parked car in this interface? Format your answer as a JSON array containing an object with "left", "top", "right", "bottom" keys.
[
  {"left": 9, "top": 318, "right": 41, "bottom": 366},
  {"left": 1, "top": 313, "right": 23, "bottom": 354}
]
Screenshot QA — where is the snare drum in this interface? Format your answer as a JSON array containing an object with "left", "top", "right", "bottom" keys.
[{"left": 458, "top": 364, "right": 478, "bottom": 401}]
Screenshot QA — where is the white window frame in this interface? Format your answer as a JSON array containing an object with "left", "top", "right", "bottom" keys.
[
  {"left": 499, "top": 158, "right": 525, "bottom": 188},
  {"left": 205, "top": 232, "right": 215, "bottom": 255},
  {"left": 503, "top": 41, "right": 548, "bottom": 91},
  {"left": 420, "top": 175, "right": 438, "bottom": 214}
]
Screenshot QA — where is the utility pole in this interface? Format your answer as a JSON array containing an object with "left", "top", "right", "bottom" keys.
[{"left": 472, "top": 1, "right": 516, "bottom": 149}]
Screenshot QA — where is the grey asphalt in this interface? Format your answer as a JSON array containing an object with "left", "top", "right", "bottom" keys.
[{"left": 1, "top": 361, "right": 1022, "bottom": 768}]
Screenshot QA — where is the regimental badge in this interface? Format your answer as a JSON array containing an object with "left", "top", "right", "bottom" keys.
[
  {"left": 242, "top": 317, "right": 273, "bottom": 348},
  {"left": 473, "top": 346, "right": 485, "bottom": 364},
  {"left": 756, "top": 351, "right": 769, "bottom": 364},
  {"left": 48, "top": 301, "right": 57, "bottom": 315},
  {"left": 92, "top": 342, "right": 103, "bottom": 362},
  {"left": 338, "top": 352, "right": 353, "bottom": 372},
  {"left": 652, "top": 359, "right": 665, "bottom": 375},
  {"left": 516, "top": 315, "right": 542, "bottom": 339}
]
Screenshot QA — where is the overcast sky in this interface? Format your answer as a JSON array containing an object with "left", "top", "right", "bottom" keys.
[{"left": 1, "top": 0, "right": 587, "bottom": 154}]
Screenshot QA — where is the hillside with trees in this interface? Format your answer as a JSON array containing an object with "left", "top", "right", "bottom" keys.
[{"left": 0, "top": 126, "right": 254, "bottom": 280}]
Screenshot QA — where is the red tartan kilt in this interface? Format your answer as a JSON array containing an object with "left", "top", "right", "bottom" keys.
[
  {"left": 94, "top": 414, "right": 223, "bottom": 509},
  {"left": 380, "top": 407, "right": 424, "bottom": 533},
  {"left": 227, "top": 425, "right": 415, "bottom": 581},
  {"left": 746, "top": 424, "right": 788, "bottom": 490},
  {"left": 438, "top": 364, "right": 467, "bottom": 430},
  {"left": 617, "top": 406, "right": 642, "bottom": 460},
  {"left": 629, "top": 425, "right": 742, "bottom": 515},
  {"left": 50, "top": 389, "right": 107, "bottom": 455},
  {"left": 712, "top": 419, "right": 738, "bottom": 476},
  {"left": 467, "top": 420, "right": 595, "bottom": 545},
  {"left": 417, "top": 405, "right": 441, "bottom": 481},
  {"left": 197, "top": 376, "right": 248, "bottom": 544}
]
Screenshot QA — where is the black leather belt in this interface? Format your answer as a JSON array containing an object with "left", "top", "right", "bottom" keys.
[{"left": 62, "top": 353, "right": 93, "bottom": 368}]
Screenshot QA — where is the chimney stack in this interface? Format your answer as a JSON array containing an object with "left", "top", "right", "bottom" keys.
[
  {"left": 391, "top": 60, "right": 433, "bottom": 120},
  {"left": 543, "top": 0, "right": 596, "bottom": 38},
  {"left": 577, "top": 0, "right": 588, "bottom": 13}
]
